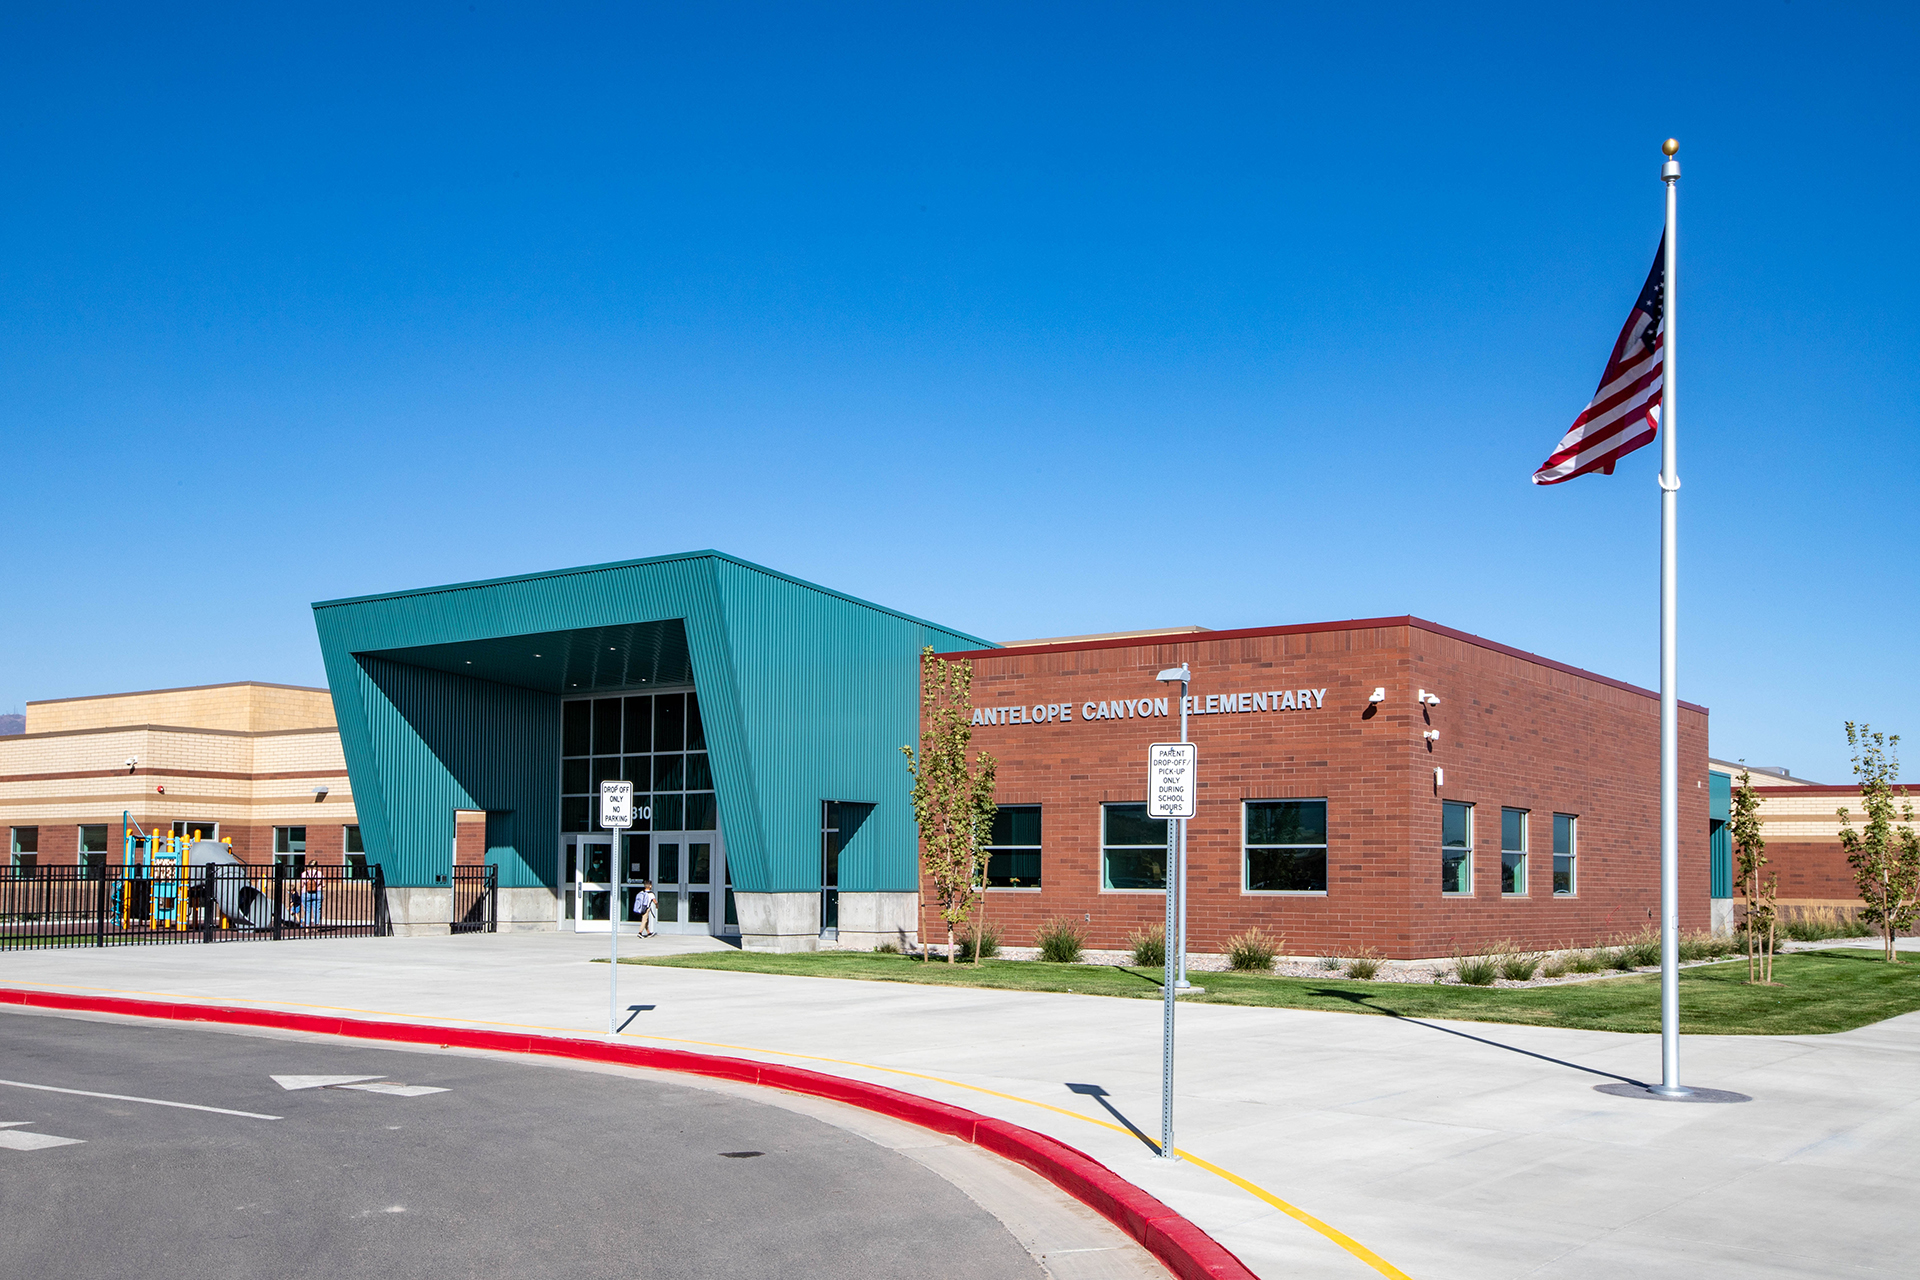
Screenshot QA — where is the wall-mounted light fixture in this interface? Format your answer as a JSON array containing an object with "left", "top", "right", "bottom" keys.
[
  {"left": 312, "top": 786, "right": 330, "bottom": 802},
  {"left": 1369, "top": 687, "right": 1386, "bottom": 704},
  {"left": 1434, "top": 767, "right": 1444, "bottom": 788}
]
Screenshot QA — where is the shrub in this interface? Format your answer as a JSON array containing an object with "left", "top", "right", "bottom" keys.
[
  {"left": 1539, "top": 954, "right": 1569, "bottom": 979},
  {"left": 957, "top": 921, "right": 1001, "bottom": 961},
  {"left": 1568, "top": 950, "right": 1606, "bottom": 974},
  {"left": 1317, "top": 953, "right": 1344, "bottom": 971},
  {"left": 872, "top": 942, "right": 899, "bottom": 954},
  {"left": 1498, "top": 952, "right": 1541, "bottom": 981},
  {"left": 1782, "top": 905, "right": 1872, "bottom": 942},
  {"left": 1677, "top": 931, "right": 1738, "bottom": 962},
  {"left": 1127, "top": 924, "right": 1166, "bottom": 967},
  {"left": 1035, "top": 917, "right": 1087, "bottom": 964},
  {"left": 1225, "top": 927, "right": 1283, "bottom": 972},
  {"left": 1345, "top": 950, "right": 1383, "bottom": 980},
  {"left": 1454, "top": 954, "right": 1498, "bottom": 986},
  {"left": 1616, "top": 930, "right": 1662, "bottom": 968}
]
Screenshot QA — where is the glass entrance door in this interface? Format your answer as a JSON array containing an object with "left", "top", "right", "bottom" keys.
[
  {"left": 574, "top": 837, "right": 615, "bottom": 932},
  {"left": 648, "top": 830, "right": 732, "bottom": 936}
]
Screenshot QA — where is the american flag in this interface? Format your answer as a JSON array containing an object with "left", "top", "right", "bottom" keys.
[{"left": 1532, "top": 237, "right": 1666, "bottom": 484}]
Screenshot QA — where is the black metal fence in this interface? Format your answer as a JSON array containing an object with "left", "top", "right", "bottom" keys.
[
  {"left": 0, "top": 864, "right": 390, "bottom": 951},
  {"left": 451, "top": 865, "right": 498, "bottom": 934}
]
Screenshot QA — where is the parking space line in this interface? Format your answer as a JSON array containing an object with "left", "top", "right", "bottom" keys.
[{"left": 0, "top": 1078, "right": 282, "bottom": 1120}]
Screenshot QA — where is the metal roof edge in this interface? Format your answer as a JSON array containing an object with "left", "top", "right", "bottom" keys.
[{"left": 310, "top": 549, "right": 995, "bottom": 647}]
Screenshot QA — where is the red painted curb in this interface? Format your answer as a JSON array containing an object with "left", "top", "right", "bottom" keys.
[{"left": 1, "top": 987, "right": 1256, "bottom": 1280}]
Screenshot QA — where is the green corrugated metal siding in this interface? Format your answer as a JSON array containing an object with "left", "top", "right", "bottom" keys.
[
  {"left": 1709, "top": 770, "right": 1731, "bottom": 821},
  {"left": 314, "top": 551, "right": 986, "bottom": 894},
  {"left": 1709, "top": 820, "right": 1731, "bottom": 899}
]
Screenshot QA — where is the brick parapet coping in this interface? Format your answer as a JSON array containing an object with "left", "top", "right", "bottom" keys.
[{"left": 0, "top": 987, "right": 1252, "bottom": 1280}]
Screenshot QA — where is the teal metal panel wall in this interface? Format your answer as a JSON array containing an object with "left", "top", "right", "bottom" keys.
[
  {"left": 314, "top": 551, "right": 986, "bottom": 894},
  {"left": 1709, "top": 820, "right": 1731, "bottom": 899},
  {"left": 706, "top": 556, "right": 978, "bottom": 894},
  {"left": 1709, "top": 769, "right": 1731, "bottom": 821}
]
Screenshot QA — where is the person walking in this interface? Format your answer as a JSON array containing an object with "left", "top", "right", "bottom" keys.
[{"left": 639, "top": 881, "right": 657, "bottom": 937}]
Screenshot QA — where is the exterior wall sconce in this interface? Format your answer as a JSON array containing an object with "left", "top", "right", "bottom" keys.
[{"left": 311, "top": 786, "right": 330, "bottom": 802}]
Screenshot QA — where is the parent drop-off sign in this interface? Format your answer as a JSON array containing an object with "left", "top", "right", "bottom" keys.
[{"left": 1147, "top": 742, "right": 1197, "bottom": 819}]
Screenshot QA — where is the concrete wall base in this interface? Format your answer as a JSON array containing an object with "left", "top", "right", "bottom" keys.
[
  {"left": 734, "top": 891, "right": 922, "bottom": 953},
  {"left": 736, "top": 891, "right": 822, "bottom": 952},
  {"left": 383, "top": 885, "right": 559, "bottom": 936},
  {"left": 1711, "top": 898, "right": 1734, "bottom": 938},
  {"left": 831, "top": 891, "right": 920, "bottom": 952}
]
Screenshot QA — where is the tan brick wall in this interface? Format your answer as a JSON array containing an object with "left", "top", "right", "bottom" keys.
[{"left": 27, "top": 683, "right": 335, "bottom": 734}]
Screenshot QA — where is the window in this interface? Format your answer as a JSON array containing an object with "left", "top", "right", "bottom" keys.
[
  {"left": 1501, "top": 808, "right": 1528, "bottom": 895},
  {"left": 1102, "top": 804, "right": 1167, "bottom": 890},
  {"left": 171, "top": 820, "right": 219, "bottom": 841},
  {"left": 79, "top": 825, "right": 109, "bottom": 853},
  {"left": 343, "top": 825, "right": 369, "bottom": 879},
  {"left": 985, "top": 806, "right": 1042, "bottom": 888},
  {"left": 1553, "top": 814, "right": 1577, "bottom": 896},
  {"left": 10, "top": 826, "right": 36, "bottom": 875},
  {"left": 1244, "top": 800, "right": 1328, "bottom": 893},
  {"left": 1441, "top": 801, "right": 1472, "bottom": 894},
  {"left": 561, "top": 692, "right": 711, "bottom": 837},
  {"left": 274, "top": 827, "right": 307, "bottom": 855}
]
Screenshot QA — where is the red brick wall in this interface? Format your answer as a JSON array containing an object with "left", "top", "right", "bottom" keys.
[
  {"left": 921, "top": 622, "right": 1711, "bottom": 960},
  {"left": 1746, "top": 841, "right": 1858, "bottom": 907}
]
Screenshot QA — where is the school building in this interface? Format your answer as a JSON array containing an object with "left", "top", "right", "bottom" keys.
[{"left": 3, "top": 550, "right": 1726, "bottom": 958}]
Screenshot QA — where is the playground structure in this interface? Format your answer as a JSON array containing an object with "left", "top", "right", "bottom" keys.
[{"left": 115, "top": 822, "right": 227, "bottom": 932}]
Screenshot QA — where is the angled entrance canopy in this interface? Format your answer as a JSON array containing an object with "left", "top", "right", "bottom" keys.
[{"left": 313, "top": 551, "right": 989, "bottom": 899}]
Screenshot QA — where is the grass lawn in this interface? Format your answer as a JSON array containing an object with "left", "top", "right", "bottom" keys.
[{"left": 623, "top": 947, "right": 1920, "bottom": 1035}]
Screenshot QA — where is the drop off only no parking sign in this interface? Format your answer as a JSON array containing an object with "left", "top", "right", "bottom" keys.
[{"left": 1147, "top": 743, "right": 1196, "bottom": 819}]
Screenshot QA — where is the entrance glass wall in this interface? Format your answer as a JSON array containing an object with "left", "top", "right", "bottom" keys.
[{"left": 558, "top": 689, "right": 733, "bottom": 936}]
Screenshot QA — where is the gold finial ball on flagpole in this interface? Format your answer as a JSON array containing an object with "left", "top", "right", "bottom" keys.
[{"left": 1662, "top": 138, "right": 1680, "bottom": 156}]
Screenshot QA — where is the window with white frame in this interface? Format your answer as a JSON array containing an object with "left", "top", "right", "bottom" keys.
[
  {"left": 1243, "top": 800, "right": 1328, "bottom": 893},
  {"left": 1101, "top": 804, "right": 1167, "bottom": 890},
  {"left": 1441, "top": 801, "right": 1472, "bottom": 894},
  {"left": 1501, "top": 808, "right": 1528, "bottom": 895},
  {"left": 1553, "top": 814, "right": 1577, "bottom": 896}
]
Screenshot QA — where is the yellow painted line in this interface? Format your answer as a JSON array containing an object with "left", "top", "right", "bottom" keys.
[{"left": 4, "top": 980, "right": 1410, "bottom": 1278}]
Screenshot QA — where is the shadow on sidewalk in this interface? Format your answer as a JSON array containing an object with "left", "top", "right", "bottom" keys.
[
  {"left": 1067, "top": 1081, "right": 1163, "bottom": 1154},
  {"left": 1308, "top": 988, "right": 1650, "bottom": 1087}
]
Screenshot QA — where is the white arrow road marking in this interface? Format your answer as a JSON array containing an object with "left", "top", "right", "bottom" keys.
[
  {"left": 0, "top": 1122, "right": 85, "bottom": 1151},
  {"left": 340, "top": 1083, "right": 449, "bottom": 1097},
  {"left": 270, "top": 1075, "right": 387, "bottom": 1091},
  {"left": 0, "top": 1079, "right": 280, "bottom": 1121}
]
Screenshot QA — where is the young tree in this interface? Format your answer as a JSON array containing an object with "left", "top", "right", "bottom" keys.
[
  {"left": 1837, "top": 723, "right": 1920, "bottom": 964},
  {"left": 1731, "top": 768, "right": 1778, "bottom": 983},
  {"left": 902, "top": 647, "right": 997, "bottom": 964}
]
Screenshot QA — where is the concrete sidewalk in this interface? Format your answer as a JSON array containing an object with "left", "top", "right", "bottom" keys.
[{"left": 5, "top": 933, "right": 1916, "bottom": 1280}]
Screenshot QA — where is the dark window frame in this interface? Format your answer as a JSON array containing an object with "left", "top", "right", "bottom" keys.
[{"left": 1242, "top": 799, "right": 1329, "bottom": 894}]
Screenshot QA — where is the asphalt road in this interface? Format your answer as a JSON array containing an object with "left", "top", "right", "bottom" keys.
[{"left": 0, "top": 1011, "right": 1047, "bottom": 1280}]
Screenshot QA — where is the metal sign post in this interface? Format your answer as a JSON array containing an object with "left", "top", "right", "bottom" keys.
[
  {"left": 600, "top": 780, "right": 635, "bottom": 1034},
  {"left": 1147, "top": 740, "right": 1196, "bottom": 1160}
]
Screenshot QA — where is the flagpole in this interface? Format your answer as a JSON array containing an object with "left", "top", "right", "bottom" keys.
[{"left": 1654, "top": 137, "right": 1689, "bottom": 1098}]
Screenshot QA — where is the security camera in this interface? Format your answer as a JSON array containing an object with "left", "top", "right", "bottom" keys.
[
  {"left": 125, "top": 756, "right": 138, "bottom": 773},
  {"left": 1369, "top": 688, "right": 1386, "bottom": 703},
  {"left": 1423, "top": 729, "right": 1440, "bottom": 740}
]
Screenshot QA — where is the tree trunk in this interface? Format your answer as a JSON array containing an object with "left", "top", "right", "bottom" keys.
[
  {"left": 973, "top": 891, "right": 987, "bottom": 967},
  {"left": 946, "top": 922, "right": 955, "bottom": 964}
]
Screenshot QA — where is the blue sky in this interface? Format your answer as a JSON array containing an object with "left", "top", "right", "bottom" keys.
[{"left": 2, "top": 2, "right": 1914, "bottom": 781}]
